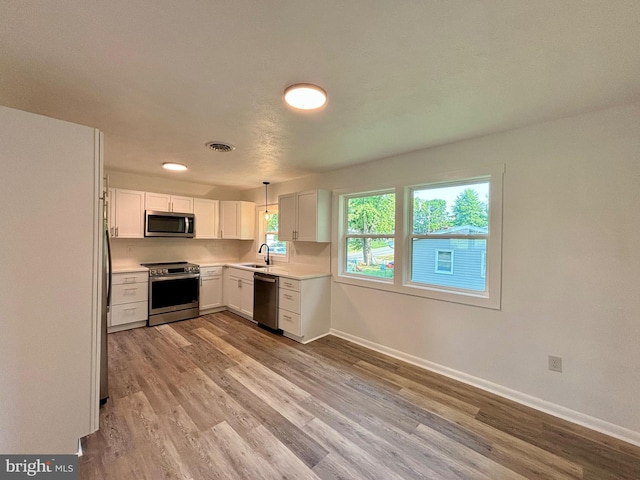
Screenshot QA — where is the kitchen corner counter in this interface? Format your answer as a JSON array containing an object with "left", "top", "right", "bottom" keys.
[{"left": 227, "top": 263, "right": 331, "bottom": 280}]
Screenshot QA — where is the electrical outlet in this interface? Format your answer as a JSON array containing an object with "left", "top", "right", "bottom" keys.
[{"left": 548, "top": 355, "right": 562, "bottom": 373}]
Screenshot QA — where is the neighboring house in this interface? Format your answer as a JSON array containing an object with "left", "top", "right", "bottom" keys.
[{"left": 411, "top": 225, "right": 487, "bottom": 292}]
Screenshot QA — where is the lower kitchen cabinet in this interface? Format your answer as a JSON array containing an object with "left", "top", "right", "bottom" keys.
[
  {"left": 223, "top": 267, "right": 254, "bottom": 320},
  {"left": 108, "top": 270, "right": 148, "bottom": 332},
  {"left": 199, "top": 266, "right": 223, "bottom": 312},
  {"left": 278, "top": 276, "right": 330, "bottom": 343}
]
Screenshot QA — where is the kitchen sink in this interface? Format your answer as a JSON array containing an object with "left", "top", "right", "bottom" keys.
[{"left": 240, "top": 263, "right": 270, "bottom": 269}]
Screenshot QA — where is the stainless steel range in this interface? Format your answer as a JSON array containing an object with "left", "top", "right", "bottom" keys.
[{"left": 141, "top": 261, "right": 200, "bottom": 326}]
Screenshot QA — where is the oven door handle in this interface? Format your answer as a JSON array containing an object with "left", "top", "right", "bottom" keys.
[{"left": 150, "top": 273, "right": 200, "bottom": 282}]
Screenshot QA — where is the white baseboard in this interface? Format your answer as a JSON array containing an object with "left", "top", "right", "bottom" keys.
[{"left": 330, "top": 328, "right": 640, "bottom": 448}]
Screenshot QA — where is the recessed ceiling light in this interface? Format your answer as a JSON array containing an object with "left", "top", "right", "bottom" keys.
[
  {"left": 283, "top": 83, "right": 327, "bottom": 110},
  {"left": 205, "top": 142, "right": 235, "bottom": 152},
  {"left": 162, "top": 162, "right": 187, "bottom": 171}
]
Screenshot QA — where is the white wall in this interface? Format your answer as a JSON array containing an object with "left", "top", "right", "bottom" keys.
[{"left": 245, "top": 102, "right": 640, "bottom": 443}]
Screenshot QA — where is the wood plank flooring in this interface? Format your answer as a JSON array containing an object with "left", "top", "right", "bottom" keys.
[{"left": 79, "top": 312, "right": 640, "bottom": 479}]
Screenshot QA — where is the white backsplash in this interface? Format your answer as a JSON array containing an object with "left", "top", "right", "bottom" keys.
[{"left": 110, "top": 237, "right": 241, "bottom": 267}]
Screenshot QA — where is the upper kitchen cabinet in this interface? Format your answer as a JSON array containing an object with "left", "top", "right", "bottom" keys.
[
  {"left": 111, "top": 189, "right": 145, "bottom": 238},
  {"left": 278, "top": 189, "right": 331, "bottom": 242},
  {"left": 193, "top": 198, "right": 219, "bottom": 239},
  {"left": 220, "top": 201, "right": 255, "bottom": 239},
  {"left": 145, "top": 192, "right": 194, "bottom": 213}
]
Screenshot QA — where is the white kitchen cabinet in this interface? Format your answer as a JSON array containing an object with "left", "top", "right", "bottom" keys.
[
  {"left": 278, "top": 189, "right": 331, "bottom": 242},
  {"left": 220, "top": 201, "right": 255, "bottom": 239},
  {"left": 278, "top": 275, "right": 330, "bottom": 343},
  {"left": 110, "top": 188, "right": 145, "bottom": 238},
  {"left": 145, "top": 192, "right": 194, "bottom": 213},
  {"left": 108, "top": 271, "right": 148, "bottom": 332},
  {"left": 193, "top": 198, "right": 219, "bottom": 239},
  {"left": 200, "top": 266, "right": 223, "bottom": 312},
  {"left": 224, "top": 267, "right": 254, "bottom": 319}
]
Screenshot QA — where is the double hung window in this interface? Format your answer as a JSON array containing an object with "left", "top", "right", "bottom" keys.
[{"left": 336, "top": 165, "right": 503, "bottom": 309}]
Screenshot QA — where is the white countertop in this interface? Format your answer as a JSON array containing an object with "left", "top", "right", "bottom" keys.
[
  {"left": 112, "top": 262, "right": 330, "bottom": 280},
  {"left": 112, "top": 265, "right": 148, "bottom": 274},
  {"left": 225, "top": 263, "right": 331, "bottom": 280}
]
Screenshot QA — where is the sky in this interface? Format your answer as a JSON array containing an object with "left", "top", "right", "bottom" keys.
[{"left": 413, "top": 181, "right": 489, "bottom": 213}]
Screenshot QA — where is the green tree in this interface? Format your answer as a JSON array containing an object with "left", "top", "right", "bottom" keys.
[
  {"left": 452, "top": 189, "right": 488, "bottom": 227},
  {"left": 413, "top": 198, "right": 451, "bottom": 233},
  {"left": 348, "top": 194, "right": 395, "bottom": 265}
]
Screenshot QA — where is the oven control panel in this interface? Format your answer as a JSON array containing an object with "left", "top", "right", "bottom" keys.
[{"left": 143, "top": 262, "right": 200, "bottom": 277}]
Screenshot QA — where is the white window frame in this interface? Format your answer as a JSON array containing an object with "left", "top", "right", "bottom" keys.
[
  {"left": 333, "top": 164, "right": 504, "bottom": 309},
  {"left": 435, "top": 249, "right": 454, "bottom": 274},
  {"left": 256, "top": 204, "right": 289, "bottom": 263},
  {"left": 341, "top": 189, "right": 396, "bottom": 284}
]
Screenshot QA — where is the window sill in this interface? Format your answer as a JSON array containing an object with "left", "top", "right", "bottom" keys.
[{"left": 334, "top": 273, "right": 500, "bottom": 310}]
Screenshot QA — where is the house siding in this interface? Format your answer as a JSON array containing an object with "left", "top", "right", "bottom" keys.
[{"left": 411, "top": 238, "right": 486, "bottom": 291}]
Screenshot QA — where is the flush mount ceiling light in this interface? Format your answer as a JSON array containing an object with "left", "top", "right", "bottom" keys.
[
  {"left": 283, "top": 83, "right": 327, "bottom": 110},
  {"left": 162, "top": 162, "right": 187, "bottom": 171},
  {"left": 205, "top": 141, "right": 236, "bottom": 152}
]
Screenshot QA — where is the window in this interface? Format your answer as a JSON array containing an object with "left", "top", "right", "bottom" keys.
[
  {"left": 410, "top": 180, "right": 489, "bottom": 293},
  {"left": 435, "top": 250, "right": 453, "bottom": 274},
  {"left": 344, "top": 192, "right": 395, "bottom": 280},
  {"left": 257, "top": 205, "right": 287, "bottom": 260},
  {"left": 335, "top": 165, "right": 503, "bottom": 309}
]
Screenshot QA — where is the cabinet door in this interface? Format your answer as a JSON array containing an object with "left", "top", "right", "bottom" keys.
[
  {"left": 170, "top": 195, "right": 194, "bottom": 214},
  {"left": 200, "top": 275, "right": 222, "bottom": 310},
  {"left": 193, "top": 198, "right": 218, "bottom": 239},
  {"left": 295, "top": 190, "right": 318, "bottom": 241},
  {"left": 278, "top": 193, "right": 297, "bottom": 242},
  {"left": 145, "top": 192, "right": 170, "bottom": 211},
  {"left": 224, "top": 273, "right": 241, "bottom": 311},
  {"left": 239, "top": 279, "right": 254, "bottom": 319},
  {"left": 220, "top": 201, "right": 239, "bottom": 238},
  {"left": 237, "top": 201, "right": 255, "bottom": 240},
  {"left": 115, "top": 189, "right": 144, "bottom": 238}
]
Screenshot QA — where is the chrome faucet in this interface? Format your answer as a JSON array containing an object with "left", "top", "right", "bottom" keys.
[{"left": 258, "top": 243, "right": 270, "bottom": 265}]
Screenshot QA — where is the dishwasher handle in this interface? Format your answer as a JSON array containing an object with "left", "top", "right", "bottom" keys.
[{"left": 254, "top": 273, "right": 277, "bottom": 283}]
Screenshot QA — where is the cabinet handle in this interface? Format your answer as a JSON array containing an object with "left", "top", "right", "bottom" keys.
[
  {"left": 200, "top": 277, "right": 203, "bottom": 286},
  {"left": 238, "top": 279, "right": 241, "bottom": 288},
  {"left": 116, "top": 226, "right": 119, "bottom": 237},
  {"left": 284, "top": 294, "right": 293, "bottom": 300},
  {"left": 124, "top": 307, "right": 137, "bottom": 313},
  {"left": 123, "top": 277, "right": 136, "bottom": 284},
  {"left": 124, "top": 288, "right": 137, "bottom": 293}
]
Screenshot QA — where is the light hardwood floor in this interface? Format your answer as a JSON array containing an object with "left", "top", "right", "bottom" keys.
[{"left": 80, "top": 312, "right": 640, "bottom": 479}]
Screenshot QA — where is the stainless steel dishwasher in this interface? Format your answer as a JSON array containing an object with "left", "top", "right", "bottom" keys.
[{"left": 253, "top": 272, "right": 280, "bottom": 330}]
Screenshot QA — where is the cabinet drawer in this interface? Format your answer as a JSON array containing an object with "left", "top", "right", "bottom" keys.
[
  {"left": 279, "top": 277, "right": 300, "bottom": 292},
  {"left": 110, "top": 301, "right": 148, "bottom": 326},
  {"left": 278, "top": 309, "right": 301, "bottom": 336},
  {"left": 113, "top": 272, "right": 148, "bottom": 285},
  {"left": 279, "top": 288, "right": 300, "bottom": 314},
  {"left": 111, "top": 283, "right": 148, "bottom": 305},
  {"left": 227, "top": 267, "right": 254, "bottom": 282},
  {"left": 201, "top": 266, "right": 223, "bottom": 277}
]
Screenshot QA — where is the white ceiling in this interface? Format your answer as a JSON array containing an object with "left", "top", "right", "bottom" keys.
[{"left": 2, "top": 1, "right": 639, "bottom": 189}]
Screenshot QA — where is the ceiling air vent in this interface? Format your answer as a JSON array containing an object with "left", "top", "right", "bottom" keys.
[{"left": 205, "top": 142, "right": 235, "bottom": 152}]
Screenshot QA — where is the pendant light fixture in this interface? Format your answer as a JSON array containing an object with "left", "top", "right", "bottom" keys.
[{"left": 263, "top": 181, "right": 270, "bottom": 221}]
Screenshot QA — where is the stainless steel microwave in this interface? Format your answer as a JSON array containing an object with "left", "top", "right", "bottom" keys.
[{"left": 144, "top": 211, "right": 195, "bottom": 238}]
